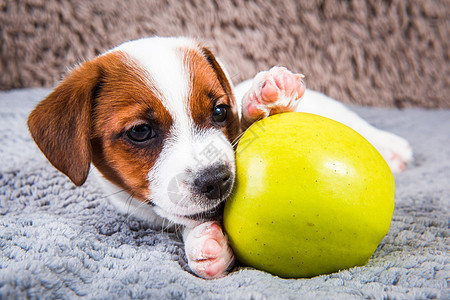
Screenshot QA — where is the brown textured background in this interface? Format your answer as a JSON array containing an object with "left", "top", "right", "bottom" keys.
[{"left": 0, "top": 0, "right": 448, "bottom": 108}]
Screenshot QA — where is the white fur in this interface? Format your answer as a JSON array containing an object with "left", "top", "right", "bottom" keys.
[
  {"left": 90, "top": 167, "right": 170, "bottom": 228},
  {"left": 148, "top": 127, "right": 235, "bottom": 228},
  {"left": 113, "top": 37, "right": 193, "bottom": 122}
]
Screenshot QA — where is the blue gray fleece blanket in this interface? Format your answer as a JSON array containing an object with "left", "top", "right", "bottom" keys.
[{"left": 1, "top": 89, "right": 449, "bottom": 299}]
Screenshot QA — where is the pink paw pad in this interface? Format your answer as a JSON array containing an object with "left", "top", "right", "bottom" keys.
[
  {"left": 243, "top": 67, "right": 306, "bottom": 124},
  {"left": 202, "top": 238, "right": 222, "bottom": 257},
  {"left": 200, "top": 223, "right": 223, "bottom": 258},
  {"left": 261, "top": 71, "right": 304, "bottom": 104},
  {"left": 185, "top": 221, "right": 235, "bottom": 279}
]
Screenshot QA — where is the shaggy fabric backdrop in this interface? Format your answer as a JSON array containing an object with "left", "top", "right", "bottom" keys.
[
  {"left": 0, "top": 89, "right": 449, "bottom": 299},
  {"left": 0, "top": 0, "right": 449, "bottom": 108}
]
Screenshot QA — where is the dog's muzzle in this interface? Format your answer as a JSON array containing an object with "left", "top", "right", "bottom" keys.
[{"left": 193, "top": 163, "right": 233, "bottom": 201}]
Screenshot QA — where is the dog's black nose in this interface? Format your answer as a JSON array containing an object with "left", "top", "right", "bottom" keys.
[{"left": 194, "top": 164, "right": 233, "bottom": 200}]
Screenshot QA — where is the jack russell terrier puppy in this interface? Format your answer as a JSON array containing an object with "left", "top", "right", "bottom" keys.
[{"left": 28, "top": 37, "right": 412, "bottom": 279}]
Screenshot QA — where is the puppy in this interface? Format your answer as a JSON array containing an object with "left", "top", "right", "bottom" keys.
[{"left": 28, "top": 37, "right": 412, "bottom": 279}]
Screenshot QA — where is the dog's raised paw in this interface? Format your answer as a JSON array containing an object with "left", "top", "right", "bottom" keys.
[
  {"left": 184, "top": 221, "right": 235, "bottom": 279},
  {"left": 242, "top": 66, "right": 306, "bottom": 127}
]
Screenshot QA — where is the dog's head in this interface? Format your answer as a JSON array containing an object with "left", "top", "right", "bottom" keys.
[{"left": 28, "top": 37, "right": 240, "bottom": 226}]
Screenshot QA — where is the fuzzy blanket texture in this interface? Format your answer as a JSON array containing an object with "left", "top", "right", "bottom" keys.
[
  {"left": 0, "top": 89, "right": 449, "bottom": 299},
  {"left": 0, "top": 0, "right": 449, "bottom": 108}
]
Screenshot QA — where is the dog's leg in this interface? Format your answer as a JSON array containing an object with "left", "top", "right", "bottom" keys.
[
  {"left": 183, "top": 221, "right": 235, "bottom": 279},
  {"left": 236, "top": 66, "right": 306, "bottom": 130}
]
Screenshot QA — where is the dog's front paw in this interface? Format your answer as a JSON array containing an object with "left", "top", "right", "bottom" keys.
[
  {"left": 242, "top": 66, "right": 306, "bottom": 129},
  {"left": 184, "top": 221, "right": 235, "bottom": 279}
]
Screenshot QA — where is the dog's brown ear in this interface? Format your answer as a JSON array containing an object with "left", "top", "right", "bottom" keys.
[
  {"left": 201, "top": 47, "right": 234, "bottom": 99},
  {"left": 28, "top": 60, "right": 101, "bottom": 186}
]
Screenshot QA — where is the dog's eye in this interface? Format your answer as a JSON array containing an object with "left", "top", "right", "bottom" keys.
[
  {"left": 126, "top": 124, "right": 155, "bottom": 142},
  {"left": 212, "top": 104, "right": 228, "bottom": 124}
]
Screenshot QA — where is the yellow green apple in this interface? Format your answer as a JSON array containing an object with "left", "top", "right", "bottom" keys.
[{"left": 223, "top": 112, "right": 395, "bottom": 278}]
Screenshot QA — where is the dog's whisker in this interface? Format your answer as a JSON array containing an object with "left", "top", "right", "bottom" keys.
[
  {"left": 160, "top": 218, "right": 166, "bottom": 236},
  {"left": 176, "top": 224, "right": 183, "bottom": 237},
  {"left": 161, "top": 218, "right": 175, "bottom": 236},
  {"left": 123, "top": 192, "right": 137, "bottom": 223},
  {"left": 233, "top": 130, "right": 245, "bottom": 142},
  {"left": 125, "top": 197, "right": 153, "bottom": 221},
  {"left": 232, "top": 114, "right": 267, "bottom": 148},
  {"left": 231, "top": 131, "right": 246, "bottom": 148},
  {"left": 101, "top": 188, "right": 132, "bottom": 200}
]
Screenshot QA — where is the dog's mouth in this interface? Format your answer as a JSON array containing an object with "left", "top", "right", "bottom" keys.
[
  {"left": 153, "top": 201, "right": 226, "bottom": 227},
  {"left": 181, "top": 201, "right": 225, "bottom": 222}
]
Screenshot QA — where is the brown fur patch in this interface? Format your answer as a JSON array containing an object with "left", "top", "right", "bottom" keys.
[
  {"left": 28, "top": 50, "right": 173, "bottom": 201},
  {"left": 28, "top": 56, "right": 100, "bottom": 186},
  {"left": 183, "top": 46, "right": 240, "bottom": 142},
  {"left": 90, "top": 51, "right": 173, "bottom": 201}
]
